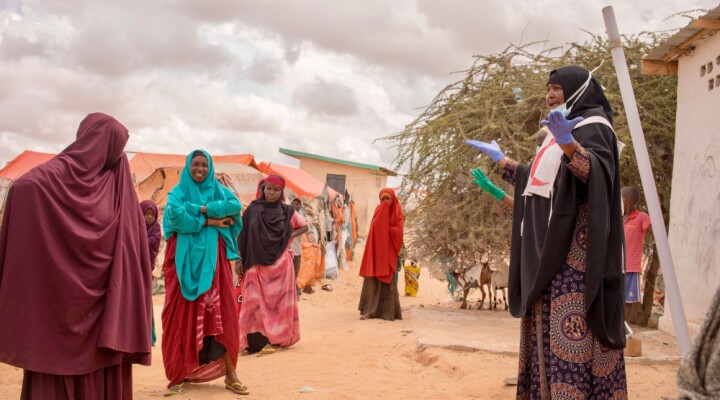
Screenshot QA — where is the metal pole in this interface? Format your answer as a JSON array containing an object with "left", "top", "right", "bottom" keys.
[{"left": 602, "top": 6, "right": 691, "bottom": 355}]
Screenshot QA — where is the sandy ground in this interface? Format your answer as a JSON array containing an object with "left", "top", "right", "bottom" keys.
[{"left": 0, "top": 244, "right": 681, "bottom": 399}]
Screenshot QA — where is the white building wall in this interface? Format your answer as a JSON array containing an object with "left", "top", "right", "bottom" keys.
[{"left": 661, "top": 32, "right": 720, "bottom": 337}]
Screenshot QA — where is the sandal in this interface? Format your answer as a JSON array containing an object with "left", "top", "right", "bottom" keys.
[
  {"left": 257, "top": 344, "right": 279, "bottom": 356},
  {"left": 164, "top": 383, "right": 186, "bottom": 397},
  {"left": 225, "top": 381, "right": 250, "bottom": 395}
]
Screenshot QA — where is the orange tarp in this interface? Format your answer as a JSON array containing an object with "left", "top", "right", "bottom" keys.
[
  {"left": 129, "top": 152, "right": 258, "bottom": 183},
  {"left": 257, "top": 162, "right": 339, "bottom": 199},
  {"left": 0, "top": 151, "right": 55, "bottom": 180},
  {"left": 296, "top": 236, "right": 324, "bottom": 288},
  {"left": 1, "top": 150, "right": 258, "bottom": 184},
  {"left": 135, "top": 163, "right": 265, "bottom": 211}
]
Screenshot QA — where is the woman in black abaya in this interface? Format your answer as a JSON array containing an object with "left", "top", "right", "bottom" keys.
[{"left": 467, "top": 66, "right": 627, "bottom": 399}]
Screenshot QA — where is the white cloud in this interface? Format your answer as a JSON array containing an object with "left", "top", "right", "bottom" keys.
[{"left": 0, "top": 0, "right": 716, "bottom": 171}]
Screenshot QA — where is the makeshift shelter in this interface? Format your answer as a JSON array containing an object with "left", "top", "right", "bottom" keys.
[
  {"left": 0, "top": 151, "right": 55, "bottom": 222},
  {"left": 296, "top": 195, "right": 328, "bottom": 288},
  {"left": 278, "top": 147, "right": 396, "bottom": 236},
  {"left": 136, "top": 163, "right": 269, "bottom": 218},
  {"left": 0, "top": 149, "right": 260, "bottom": 225},
  {"left": 257, "top": 162, "right": 340, "bottom": 199},
  {"left": 129, "top": 152, "right": 258, "bottom": 184}
]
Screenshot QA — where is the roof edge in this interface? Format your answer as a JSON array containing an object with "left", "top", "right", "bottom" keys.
[
  {"left": 279, "top": 148, "right": 397, "bottom": 176},
  {"left": 643, "top": 6, "right": 720, "bottom": 76}
]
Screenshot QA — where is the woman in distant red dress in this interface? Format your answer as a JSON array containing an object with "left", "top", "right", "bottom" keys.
[{"left": 358, "top": 188, "right": 404, "bottom": 321}]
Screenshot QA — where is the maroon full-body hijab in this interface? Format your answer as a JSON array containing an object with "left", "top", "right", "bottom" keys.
[{"left": 0, "top": 113, "right": 152, "bottom": 375}]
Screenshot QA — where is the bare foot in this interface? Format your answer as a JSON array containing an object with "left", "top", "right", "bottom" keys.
[{"left": 360, "top": 313, "right": 371, "bottom": 320}]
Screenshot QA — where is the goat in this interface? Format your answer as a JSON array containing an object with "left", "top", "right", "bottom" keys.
[
  {"left": 489, "top": 261, "right": 509, "bottom": 310},
  {"left": 453, "top": 262, "right": 493, "bottom": 310}
]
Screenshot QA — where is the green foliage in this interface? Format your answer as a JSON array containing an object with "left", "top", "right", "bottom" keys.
[{"left": 387, "top": 33, "right": 677, "bottom": 263}]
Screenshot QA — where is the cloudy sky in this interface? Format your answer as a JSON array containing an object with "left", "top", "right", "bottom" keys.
[{"left": 0, "top": 0, "right": 715, "bottom": 171}]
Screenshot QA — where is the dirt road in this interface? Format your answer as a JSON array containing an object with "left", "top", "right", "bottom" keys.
[{"left": 0, "top": 250, "right": 680, "bottom": 399}]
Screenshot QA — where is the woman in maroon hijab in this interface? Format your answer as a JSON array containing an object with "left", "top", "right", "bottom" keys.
[{"left": 0, "top": 113, "right": 153, "bottom": 399}]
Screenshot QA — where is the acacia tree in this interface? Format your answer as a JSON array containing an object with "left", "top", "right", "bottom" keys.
[{"left": 388, "top": 34, "right": 676, "bottom": 324}]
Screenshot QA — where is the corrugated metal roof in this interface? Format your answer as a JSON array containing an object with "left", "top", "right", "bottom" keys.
[
  {"left": 279, "top": 148, "right": 397, "bottom": 176},
  {"left": 645, "top": 5, "right": 720, "bottom": 62}
]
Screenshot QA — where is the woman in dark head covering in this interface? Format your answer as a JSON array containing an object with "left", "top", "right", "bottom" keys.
[
  {"left": 140, "top": 199, "right": 161, "bottom": 346},
  {"left": 358, "top": 188, "right": 404, "bottom": 321},
  {"left": 141, "top": 199, "right": 162, "bottom": 270},
  {"left": 160, "top": 150, "right": 248, "bottom": 396},
  {"left": 237, "top": 174, "right": 308, "bottom": 355},
  {"left": 0, "top": 113, "right": 152, "bottom": 399},
  {"left": 467, "top": 66, "right": 626, "bottom": 398}
]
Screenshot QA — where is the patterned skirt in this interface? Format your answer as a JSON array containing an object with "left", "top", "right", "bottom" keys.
[
  {"left": 516, "top": 263, "right": 627, "bottom": 400},
  {"left": 238, "top": 249, "right": 300, "bottom": 350}
]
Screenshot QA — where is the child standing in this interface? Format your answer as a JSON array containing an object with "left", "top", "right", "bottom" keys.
[
  {"left": 141, "top": 199, "right": 161, "bottom": 345},
  {"left": 622, "top": 186, "right": 651, "bottom": 323}
]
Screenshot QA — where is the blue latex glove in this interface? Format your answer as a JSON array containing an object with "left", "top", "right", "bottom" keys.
[
  {"left": 541, "top": 110, "right": 584, "bottom": 145},
  {"left": 465, "top": 139, "right": 505, "bottom": 162}
]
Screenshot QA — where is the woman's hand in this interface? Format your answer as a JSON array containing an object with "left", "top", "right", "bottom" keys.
[
  {"left": 291, "top": 225, "right": 309, "bottom": 239},
  {"left": 471, "top": 167, "right": 505, "bottom": 201},
  {"left": 206, "top": 217, "right": 234, "bottom": 228},
  {"left": 541, "top": 110, "right": 584, "bottom": 145},
  {"left": 234, "top": 260, "right": 244, "bottom": 278},
  {"left": 465, "top": 139, "right": 505, "bottom": 162}
]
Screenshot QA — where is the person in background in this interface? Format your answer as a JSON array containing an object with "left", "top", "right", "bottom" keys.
[
  {"left": 358, "top": 188, "right": 404, "bottom": 321},
  {"left": 161, "top": 150, "right": 247, "bottom": 396},
  {"left": 141, "top": 199, "right": 162, "bottom": 346},
  {"left": 331, "top": 195, "right": 347, "bottom": 270},
  {"left": 237, "top": 175, "right": 308, "bottom": 356},
  {"left": 0, "top": 113, "right": 152, "bottom": 399},
  {"left": 291, "top": 197, "right": 304, "bottom": 298},
  {"left": 467, "top": 65, "right": 627, "bottom": 398},
  {"left": 622, "top": 186, "right": 651, "bottom": 324}
]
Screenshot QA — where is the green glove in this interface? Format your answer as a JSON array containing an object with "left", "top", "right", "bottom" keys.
[{"left": 471, "top": 167, "right": 505, "bottom": 201}]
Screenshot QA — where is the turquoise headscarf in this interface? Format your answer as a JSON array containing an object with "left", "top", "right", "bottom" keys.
[{"left": 163, "top": 150, "right": 242, "bottom": 300}]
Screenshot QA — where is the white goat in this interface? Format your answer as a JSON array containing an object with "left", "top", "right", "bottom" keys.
[{"left": 490, "top": 261, "right": 509, "bottom": 310}]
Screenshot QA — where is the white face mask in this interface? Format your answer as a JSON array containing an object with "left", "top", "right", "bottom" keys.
[
  {"left": 551, "top": 62, "right": 604, "bottom": 117},
  {"left": 552, "top": 71, "right": 592, "bottom": 117}
]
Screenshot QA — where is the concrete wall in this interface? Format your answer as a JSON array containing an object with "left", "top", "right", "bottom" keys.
[
  {"left": 296, "top": 157, "right": 388, "bottom": 236},
  {"left": 661, "top": 33, "right": 720, "bottom": 338}
]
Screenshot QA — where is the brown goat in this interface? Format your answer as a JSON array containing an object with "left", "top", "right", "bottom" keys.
[{"left": 453, "top": 262, "right": 493, "bottom": 310}]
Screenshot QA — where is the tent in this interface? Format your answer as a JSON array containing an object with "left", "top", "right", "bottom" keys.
[
  {"left": 257, "top": 162, "right": 340, "bottom": 199},
  {"left": 129, "top": 152, "right": 258, "bottom": 184},
  {"left": 0, "top": 151, "right": 56, "bottom": 220},
  {"left": 0, "top": 150, "right": 260, "bottom": 222},
  {"left": 136, "top": 162, "right": 271, "bottom": 214}
]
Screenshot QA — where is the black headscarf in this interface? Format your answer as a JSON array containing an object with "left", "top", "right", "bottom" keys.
[
  {"left": 547, "top": 65, "right": 614, "bottom": 124},
  {"left": 237, "top": 175, "right": 294, "bottom": 270},
  {"left": 508, "top": 66, "right": 626, "bottom": 349}
]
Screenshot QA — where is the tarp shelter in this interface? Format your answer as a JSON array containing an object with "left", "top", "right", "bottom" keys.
[
  {"left": 0, "top": 151, "right": 56, "bottom": 220},
  {"left": 136, "top": 163, "right": 268, "bottom": 214},
  {"left": 258, "top": 162, "right": 340, "bottom": 199},
  {"left": 0, "top": 150, "right": 260, "bottom": 223},
  {"left": 129, "top": 152, "right": 258, "bottom": 184}
]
